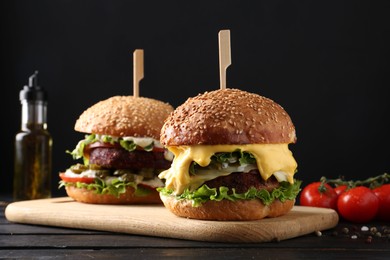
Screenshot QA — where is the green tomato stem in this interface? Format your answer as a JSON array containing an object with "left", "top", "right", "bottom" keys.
[{"left": 320, "top": 173, "right": 389, "bottom": 190}]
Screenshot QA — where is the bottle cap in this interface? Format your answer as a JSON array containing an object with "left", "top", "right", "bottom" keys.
[{"left": 19, "top": 71, "right": 48, "bottom": 102}]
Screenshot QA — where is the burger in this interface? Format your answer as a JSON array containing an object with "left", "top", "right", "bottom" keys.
[
  {"left": 59, "top": 96, "right": 174, "bottom": 204},
  {"left": 158, "top": 88, "right": 301, "bottom": 220}
]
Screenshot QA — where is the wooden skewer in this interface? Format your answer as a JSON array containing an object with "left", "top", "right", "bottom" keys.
[
  {"left": 218, "top": 30, "right": 231, "bottom": 90},
  {"left": 133, "top": 49, "right": 144, "bottom": 97}
]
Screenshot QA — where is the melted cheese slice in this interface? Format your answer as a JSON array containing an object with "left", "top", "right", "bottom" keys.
[{"left": 158, "top": 144, "right": 298, "bottom": 195}]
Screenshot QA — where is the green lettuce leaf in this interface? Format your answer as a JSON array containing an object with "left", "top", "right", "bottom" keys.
[
  {"left": 212, "top": 150, "right": 256, "bottom": 165},
  {"left": 158, "top": 180, "right": 301, "bottom": 207},
  {"left": 59, "top": 178, "right": 153, "bottom": 198},
  {"left": 67, "top": 134, "right": 96, "bottom": 162},
  {"left": 119, "top": 139, "right": 137, "bottom": 152}
]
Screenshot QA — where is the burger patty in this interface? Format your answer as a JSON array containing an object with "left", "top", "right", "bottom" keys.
[
  {"left": 89, "top": 148, "right": 171, "bottom": 170},
  {"left": 204, "top": 170, "right": 280, "bottom": 194}
]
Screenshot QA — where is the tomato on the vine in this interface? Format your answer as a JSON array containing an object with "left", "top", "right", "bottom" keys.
[
  {"left": 299, "top": 182, "right": 338, "bottom": 210},
  {"left": 337, "top": 186, "right": 379, "bottom": 223},
  {"left": 372, "top": 184, "right": 390, "bottom": 221},
  {"left": 334, "top": 185, "right": 347, "bottom": 196},
  {"left": 59, "top": 173, "right": 95, "bottom": 184}
]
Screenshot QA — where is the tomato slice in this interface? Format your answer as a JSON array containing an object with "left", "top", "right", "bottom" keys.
[
  {"left": 86, "top": 142, "right": 121, "bottom": 149},
  {"left": 152, "top": 147, "right": 165, "bottom": 153},
  {"left": 59, "top": 173, "right": 95, "bottom": 184},
  {"left": 138, "top": 183, "right": 156, "bottom": 190},
  {"left": 86, "top": 141, "right": 165, "bottom": 153}
]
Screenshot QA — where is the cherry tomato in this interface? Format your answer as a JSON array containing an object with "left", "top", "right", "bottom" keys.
[
  {"left": 59, "top": 173, "right": 95, "bottom": 184},
  {"left": 299, "top": 182, "right": 338, "bottom": 210},
  {"left": 337, "top": 186, "right": 379, "bottom": 223},
  {"left": 372, "top": 184, "right": 390, "bottom": 221},
  {"left": 334, "top": 185, "right": 348, "bottom": 196}
]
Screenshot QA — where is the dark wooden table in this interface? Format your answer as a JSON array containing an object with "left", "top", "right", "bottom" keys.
[{"left": 1, "top": 196, "right": 389, "bottom": 259}]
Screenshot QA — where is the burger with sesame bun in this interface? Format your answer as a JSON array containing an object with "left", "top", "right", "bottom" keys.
[
  {"left": 59, "top": 96, "right": 174, "bottom": 204},
  {"left": 158, "top": 88, "right": 301, "bottom": 220}
]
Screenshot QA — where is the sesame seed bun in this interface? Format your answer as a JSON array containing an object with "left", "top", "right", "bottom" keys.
[
  {"left": 65, "top": 185, "right": 161, "bottom": 204},
  {"left": 160, "top": 88, "right": 296, "bottom": 146},
  {"left": 75, "top": 96, "right": 174, "bottom": 139},
  {"left": 160, "top": 194, "right": 295, "bottom": 221}
]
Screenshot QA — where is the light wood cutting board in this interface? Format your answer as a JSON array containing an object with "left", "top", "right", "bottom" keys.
[{"left": 5, "top": 197, "right": 338, "bottom": 243}]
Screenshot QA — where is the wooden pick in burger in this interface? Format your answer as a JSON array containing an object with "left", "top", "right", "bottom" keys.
[
  {"left": 218, "top": 29, "right": 231, "bottom": 90},
  {"left": 133, "top": 49, "right": 144, "bottom": 97}
]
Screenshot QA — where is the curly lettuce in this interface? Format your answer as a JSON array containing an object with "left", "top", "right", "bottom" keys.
[
  {"left": 158, "top": 180, "right": 301, "bottom": 207},
  {"left": 212, "top": 150, "right": 256, "bottom": 165},
  {"left": 59, "top": 178, "right": 153, "bottom": 198}
]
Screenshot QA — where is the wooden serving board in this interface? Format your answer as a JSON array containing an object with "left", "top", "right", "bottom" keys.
[{"left": 5, "top": 197, "right": 338, "bottom": 243}]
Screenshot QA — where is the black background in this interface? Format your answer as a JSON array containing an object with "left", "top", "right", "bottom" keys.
[{"left": 1, "top": 0, "right": 389, "bottom": 197}]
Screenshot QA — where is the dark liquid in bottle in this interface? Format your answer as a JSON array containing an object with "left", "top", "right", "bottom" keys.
[{"left": 14, "top": 123, "right": 52, "bottom": 200}]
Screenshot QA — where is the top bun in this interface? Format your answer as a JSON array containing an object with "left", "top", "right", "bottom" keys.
[
  {"left": 160, "top": 88, "right": 296, "bottom": 146},
  {"left": 75, "top": 96, "right": 174, "bottom": 139}
]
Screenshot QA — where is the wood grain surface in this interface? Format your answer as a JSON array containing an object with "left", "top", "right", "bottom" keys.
[{"left": 5, "top": 197, "right": 338, "bottom": 243}]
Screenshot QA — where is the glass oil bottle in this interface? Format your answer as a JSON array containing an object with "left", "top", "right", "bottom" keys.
[{"left": 13, "top": 71, "right": 52, "bottom": 200}]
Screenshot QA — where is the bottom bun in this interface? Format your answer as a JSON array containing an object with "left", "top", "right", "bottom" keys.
[
  {"left": 65, "top": 186, "right": 162, "bottom": 204},
  {"left": 160, "top": 194, "right": 295, "bottom": 221}
]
